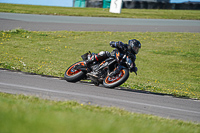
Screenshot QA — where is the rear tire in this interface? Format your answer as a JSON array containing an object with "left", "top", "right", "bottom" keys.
[
  {"left": 64, "top": 61, "right": 86, "bottom": 82},
  {"left": 103, "top": 68, "right": 129, "bottom": 88}
]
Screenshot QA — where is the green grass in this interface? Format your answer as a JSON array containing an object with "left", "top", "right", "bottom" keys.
[
  {"left": 0, "top": 92, "right": 199, "bottom": 133},
  {"left": 0, "top": 4, "right": 199, "bottom": 131},
  {"left": 0, "top": 29, "right": 199, "bottom": 99},
  {"left": 0, "top": 3, "right": 200, "bottom": 20}
]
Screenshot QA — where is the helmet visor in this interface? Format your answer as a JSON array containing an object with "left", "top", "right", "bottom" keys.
[{"left": 133, "top": 46, "right": 140, "bottom": 54}]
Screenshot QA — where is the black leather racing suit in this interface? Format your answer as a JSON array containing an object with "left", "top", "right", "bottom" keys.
[{"left": 86, "top": 41, "right": 137, "bottom": 74}]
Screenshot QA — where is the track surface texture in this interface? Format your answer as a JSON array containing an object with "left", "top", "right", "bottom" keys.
[
  {"left": 0, "top": 13, "right": 200, "bottom": 122},
  {"left": 0, "top": 70, "right": 200, "bottom": 122},
  {"left": 0, "top": 12, "right": 200, "bottom": 32}
]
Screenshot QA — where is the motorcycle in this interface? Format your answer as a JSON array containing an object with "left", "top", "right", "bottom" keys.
[{"left": 64, "top": 50, "right": 135, "bottom": 88}]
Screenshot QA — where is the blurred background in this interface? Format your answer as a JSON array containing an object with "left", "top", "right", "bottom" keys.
[{"left": 0, "top": 0, "right": 200, "bottom": 9}]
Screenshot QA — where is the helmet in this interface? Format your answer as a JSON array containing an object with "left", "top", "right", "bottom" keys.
[{"left": 128, "top": 39, "right": 141, "bottom": 54}]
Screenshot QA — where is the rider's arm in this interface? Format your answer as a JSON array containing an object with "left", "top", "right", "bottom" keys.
[
  {"left": 110, "top": 41, "right": 127, "bottom": 52},
  {"left": 127, "top": 55, "right": 138, "bottom": 74}
]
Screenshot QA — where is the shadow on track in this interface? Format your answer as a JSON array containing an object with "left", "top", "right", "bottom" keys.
[{"left": 78, "top": 80, "right": 192, "bottom": 99}]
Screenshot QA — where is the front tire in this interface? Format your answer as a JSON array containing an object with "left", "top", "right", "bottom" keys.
[
  {"left": 64, "top": 61, "right": 86, "bottom": 82},
  {"left": 103, "top": 68, "right": 129, "bottom": 88}
]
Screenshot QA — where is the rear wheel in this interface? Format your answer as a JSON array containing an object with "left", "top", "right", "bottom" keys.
[
  {"left": 103, "top": 68, "right": 129, "bottom": 88},
  {"left": 64, "top": 61, "right": 86, "bottom": 82}
]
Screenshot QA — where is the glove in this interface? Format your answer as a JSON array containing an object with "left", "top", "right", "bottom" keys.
[
  {"left": 130, "top": 67, "right": 137, "bottom": 73},
  {"left": 110, "top": 41, "right": 116, "bottom": 47}
]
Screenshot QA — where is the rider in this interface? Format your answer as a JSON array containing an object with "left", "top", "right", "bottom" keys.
[{"left": 85, "top": 39, "right": 141, "bottom": 76}]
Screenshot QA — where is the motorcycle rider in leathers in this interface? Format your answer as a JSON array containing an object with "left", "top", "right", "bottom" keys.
[{"left": 85, "top": 39, "right": 141, "bottom": 76}]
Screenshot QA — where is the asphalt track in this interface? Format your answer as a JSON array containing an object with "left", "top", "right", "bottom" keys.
[
  {"left": 0, "top": 12, "right": 200, "bottom": 32},
  {"left": 0, "top": 13, "right": 200, "bottom": 122},
  {"left": 0, "top": 70, "right": 200, "bottom": 122}
]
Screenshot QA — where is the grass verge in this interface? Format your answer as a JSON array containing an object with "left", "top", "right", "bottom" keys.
[
  {"left": 0, "top": 29, "right": 199, "bottom": 99},
  {"left": 0, "top": 92, "right": 199, "bottom": 133},
  {"left": 0, "top": 3, "right": 200, "bottom": 20}
]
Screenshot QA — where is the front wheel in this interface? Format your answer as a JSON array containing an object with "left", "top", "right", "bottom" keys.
[
  {"left": 103, "top": 68, "right": 129, "bottom": 88},
  {"left": 64, "top": 61, "right": 86, "bottom": 82}
]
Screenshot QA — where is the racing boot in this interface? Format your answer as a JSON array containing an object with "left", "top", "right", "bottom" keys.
[
  {"left": 109, "top": 69, "right": 120, "bottom": 77},
  {"left": 109, "top": 65, "right": 123, "bottom": 77},
  {"left": 85, "top": 54, "right": 97, "bottom": 66},
  {"left": 84, "top": 54, "right": 96, "bottom": 72}
]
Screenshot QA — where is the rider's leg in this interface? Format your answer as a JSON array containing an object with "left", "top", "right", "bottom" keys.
[
  {"left": 109, "top": 65, "right": 123, "bottom": 77},
  {"left": 85, "top": 51, "right": 110, "bottom": 66}
]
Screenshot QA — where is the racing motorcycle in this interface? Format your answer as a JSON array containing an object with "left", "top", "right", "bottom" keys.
[{"left": 64, "top": 50, "right": 135, "bottom": 88}]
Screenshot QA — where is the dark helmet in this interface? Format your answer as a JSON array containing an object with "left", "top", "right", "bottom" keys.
[{"left": 128, "top": 39, "right": 141, "bottom": 54}]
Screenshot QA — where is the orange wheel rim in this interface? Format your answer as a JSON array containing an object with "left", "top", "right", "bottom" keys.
[
  {"left": 105, "top": 70, "right": 125, "bottom": 84},
  {"left": 66, "top": 62, "right": 85, "bottom": 76}
]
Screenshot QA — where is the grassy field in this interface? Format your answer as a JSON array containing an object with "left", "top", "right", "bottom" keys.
[
  {"left": 0, "top": 29, "right": 199, "bottom": 99},
  {"left": 0, "top": 3, "right": 200, "bottom": 132},
  {"left": 0, "top": 3, "right": 200, "bottom": 20},
  {"left": 0, "top": 92, "right": 199, "bottom": 133}
]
